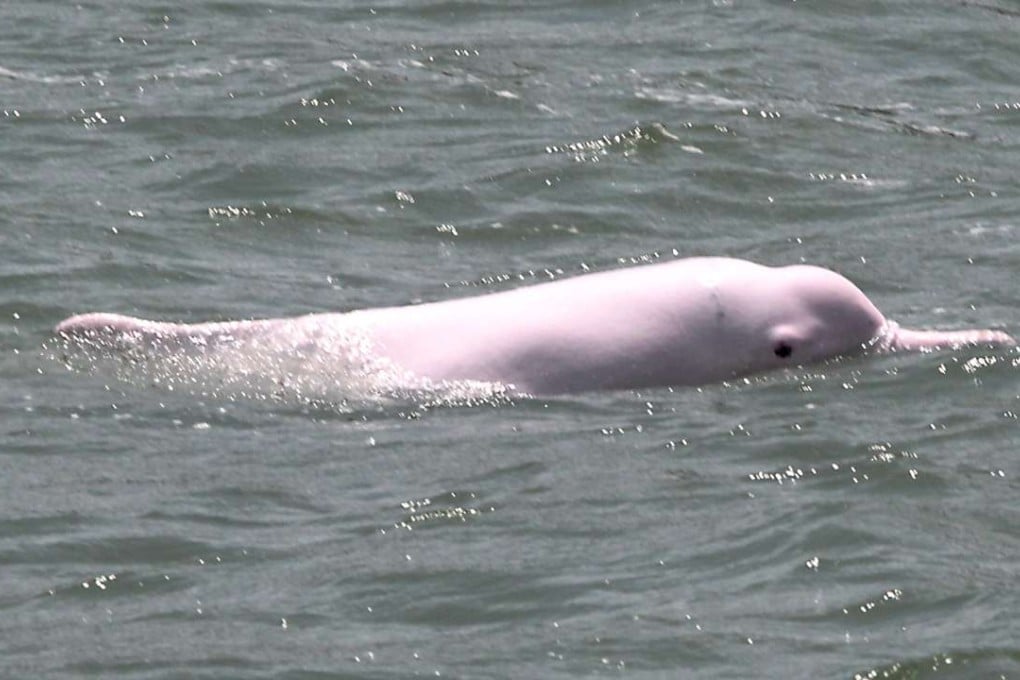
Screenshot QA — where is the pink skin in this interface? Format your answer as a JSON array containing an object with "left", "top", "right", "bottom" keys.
[
  {"left": 54, "top": 258, "right": 1014, "bottom": 395},
  {"left": 880, "top": 325, "right": 1015, "bottom": 351}
]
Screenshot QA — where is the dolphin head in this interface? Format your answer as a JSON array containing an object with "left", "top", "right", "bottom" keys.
[
  {"left": 758, "top": 264, "right": 1013, "bottom": 374},
  {"left": 755, "top": 264, "right": 888, "bottom": 371}
]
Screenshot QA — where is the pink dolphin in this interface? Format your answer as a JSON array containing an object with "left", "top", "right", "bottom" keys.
[{"left": 55, "top": 257, "right": 1014, "bottom": 395}]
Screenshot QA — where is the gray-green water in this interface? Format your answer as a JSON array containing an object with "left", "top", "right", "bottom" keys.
[{"left": 3, "top": 1, "right": 1019, "bottom": 677}]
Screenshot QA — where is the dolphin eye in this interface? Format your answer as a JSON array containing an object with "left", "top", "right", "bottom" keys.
[{"left": 774, "top": 341, "right": 793, "bottom": 358}]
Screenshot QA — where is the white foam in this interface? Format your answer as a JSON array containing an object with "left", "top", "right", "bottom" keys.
[{"left": 49, "top": 317, "right": 516, "bottom": 411}]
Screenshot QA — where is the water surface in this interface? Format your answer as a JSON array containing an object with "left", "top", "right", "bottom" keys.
[{"left": 2, "top": 1, "right": 1019, "bottom": 677}]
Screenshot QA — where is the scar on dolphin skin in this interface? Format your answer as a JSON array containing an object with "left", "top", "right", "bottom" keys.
[{"left": 54, "top": 257, "right": 1015, "bottom": 396}]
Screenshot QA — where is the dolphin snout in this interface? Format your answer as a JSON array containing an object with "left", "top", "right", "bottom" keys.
[{"left": 883, "top": 324, "right": 1016, "bottom": 352}]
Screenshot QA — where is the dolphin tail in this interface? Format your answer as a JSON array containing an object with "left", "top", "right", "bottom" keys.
[
  {"left": 53, "top": 313, "right": 271, "bottom": 353},
  {"left": 55, "top": 313, "right": 164, "bottom": 337}
]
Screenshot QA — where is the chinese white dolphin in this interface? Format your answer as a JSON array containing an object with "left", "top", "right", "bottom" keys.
[{"left": 55, "top": 257, "right": 1014, "bottom": 395}]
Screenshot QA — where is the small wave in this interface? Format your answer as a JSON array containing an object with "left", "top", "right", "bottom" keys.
[
  {"left": 387, "top": 491, "right": 494, "bottom": 533},
  {"left": 826, "top": 101, "right": 974, "bottom": 139},
  {"left": 544, "top": 122, "right": 680, "bottom": 163},
  {"left": 0, "top": 64, "right": 84, "bottom": 84},
  {"left": 853, "top": 648, "right": 1018, "bottom": 679},
  {"left": 635, "top": 86, "right": 753, "bottom": 110}
]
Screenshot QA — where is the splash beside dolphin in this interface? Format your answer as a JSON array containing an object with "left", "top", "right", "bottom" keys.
[{"left": 54, "top": 257, "right": 1014, "bottom": 396}]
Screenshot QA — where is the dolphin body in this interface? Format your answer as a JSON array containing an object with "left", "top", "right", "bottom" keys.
[{"left": 55, "top": 258, "right": 1014, "bottom": 395}]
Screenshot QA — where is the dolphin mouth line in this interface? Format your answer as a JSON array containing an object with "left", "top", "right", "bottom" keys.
[{"left": 866, "top": 321, "right": 900, "bottom": 352}]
